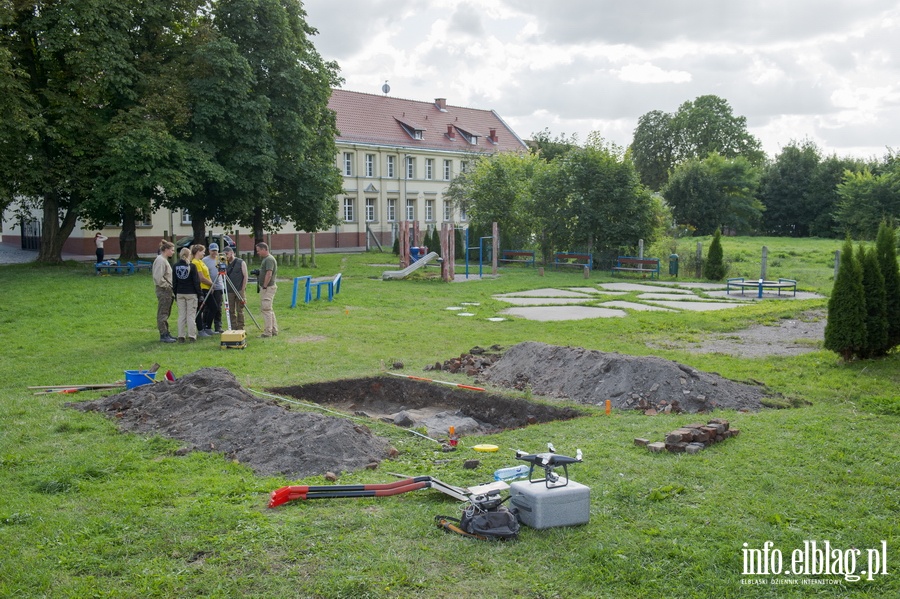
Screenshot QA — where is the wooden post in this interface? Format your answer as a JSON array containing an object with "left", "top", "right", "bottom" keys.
[
  {"left": 294, "top": 233, "right": 300, "bottom": 266},
  {"left": 761, "top": 246, "right": 768, "bottom": 280},
  {"left": 310, "top": 232, "right": 317, "bottom": 268},
  {"left": 413, "top": 220, "right": 420, "bottom": 248},
  {"left": 440, "top": 223, "right": 451, "bottom": 282},
  {"left": 583, "top": 265, "right": 590, "bottom": 279},
  {"left": 834, "top": 250, "right": 841, "bottom": 278},
  {"left": 491, "top": 222, "right": 499, "bottom": 275},
  {"left": 448, "top": 224, "right": 456, "bottom": 279},
  {"left": 399, "top": 221, "right": 409, "bottom": 268}
]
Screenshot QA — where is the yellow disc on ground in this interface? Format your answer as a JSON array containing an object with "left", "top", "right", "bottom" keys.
[{"left": 472, "top": 444, "right": 499, "bottom": 452}]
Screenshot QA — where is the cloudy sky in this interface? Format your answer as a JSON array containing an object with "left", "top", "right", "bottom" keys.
[{"left": 303, "top": 0, "right": 900, "bottom": 160}]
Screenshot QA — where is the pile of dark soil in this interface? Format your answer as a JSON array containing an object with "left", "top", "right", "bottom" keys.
[
  {"left": 69, "top": 368, "right": 391, "bottom": 479},
  {"left": 480, "top": 342, "right": 772, "bottom": 413}
]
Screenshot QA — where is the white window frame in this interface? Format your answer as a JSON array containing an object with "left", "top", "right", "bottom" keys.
[
  {"left": 406, "top": 199, "right": 415, "bottom": 221},
  {"left": 343, "top": 197, "right": 355, "bottom": 222},
  {"left": 425, "top": 158, "right": 434, "bottom": 180},
  {"left": 365, "top": 198, "right": 376, "bottom": 222},
  {"left": 387, "top": 199, "right": 396, "bottom": 222},
  {"left": 425, "top": 199, "right": 434, "bottom": 222},
  {"left": 343, "top": 152, "right": 353, "bottom": 176},
  {"left": 459, "top": 204, "right": 468, "bottom": 221},
  {"left": 405, "top": 156, "right": 415, "bottom": 180},
  {"left": 181, "top": 210, "right": 192, "bottom": 225},
  {"left": 443, "top": 201, "right": 452, "bottom": 221},
  {"left": 443, "top": 159, "right": 452, "bottom": 181},
  {"left": 365, "top": 154, "right": 375, "bottom": 178},
  {"left": 387, "top": 155, "right": 396, "bottom": 178}
]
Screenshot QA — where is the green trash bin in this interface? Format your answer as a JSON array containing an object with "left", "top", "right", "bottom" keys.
[{"left": 669, "top": 254, "right": 679, "bottom": 277}]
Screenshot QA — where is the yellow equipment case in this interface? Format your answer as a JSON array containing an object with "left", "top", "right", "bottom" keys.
[{"left": 220, "top": 330, "right": 247, "bottom": 350}]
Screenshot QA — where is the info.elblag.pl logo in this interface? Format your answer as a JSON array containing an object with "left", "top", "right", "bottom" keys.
[{"left": 741, "top": 540, "right": 889, "bottom": 585}]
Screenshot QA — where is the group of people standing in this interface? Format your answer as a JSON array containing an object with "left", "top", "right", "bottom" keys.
[{"left": 152, "top": 240, "right": 277, "bottom": 342}]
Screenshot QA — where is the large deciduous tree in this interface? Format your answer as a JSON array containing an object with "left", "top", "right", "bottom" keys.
[
  {"left": 631, "top": 95, "right": 764, "bottom": 191},
  {"left": 836, "top": 162, "right": 900, "bottom": 239}
]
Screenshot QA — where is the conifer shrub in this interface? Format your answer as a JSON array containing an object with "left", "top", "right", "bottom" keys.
[
  {"left": 824, "top": 239, "right": 868, "bottom": 361},
  {"left": 704, "top": 228, "right": 727, "bottom": 281},
  {"left": 858, "top": 245, "right": 889, "bottom": 359},
  {"left": 875, "top": 220, "right": 900, "bottom": 354}
]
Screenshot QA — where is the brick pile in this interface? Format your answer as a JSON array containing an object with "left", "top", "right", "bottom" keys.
[
  {"left": 423, "top": 345, "right": 503, "bottom": 376},
  {"left": 634, "top": 418, "right": 740, "bottom": 454}
]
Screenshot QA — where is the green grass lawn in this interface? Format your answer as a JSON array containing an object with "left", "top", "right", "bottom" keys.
[{"left": 1, "top": 237, "right": 898, "bottom": 598}]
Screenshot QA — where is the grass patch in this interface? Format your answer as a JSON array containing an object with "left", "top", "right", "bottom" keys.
[{"left": 0, "top": 238, "right": 898, "bottom": 598}]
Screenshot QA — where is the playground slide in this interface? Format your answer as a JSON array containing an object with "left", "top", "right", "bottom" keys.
[{"left": 382, "top": 252, "right": 440, "bottom": 280}]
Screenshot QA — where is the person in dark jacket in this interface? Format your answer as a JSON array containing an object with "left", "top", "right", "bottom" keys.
[{"left": 172, "top": 247, "right": 201, "bottom": 342}]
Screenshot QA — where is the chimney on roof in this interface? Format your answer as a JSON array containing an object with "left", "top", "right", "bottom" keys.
[
  {"left": 447, "top": 125, "right": 456, "bottom": 140},
  {"left": 489, "top": 128, "right": 498, "bottom": 143},
  {"left": 435, "top": 98, "right": 447, "bottom": 111}
]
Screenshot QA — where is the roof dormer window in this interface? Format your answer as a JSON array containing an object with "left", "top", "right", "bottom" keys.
[
  {"left": 454, "top": 126, "right": 479, "bottom": 145},
  {"left": 395, "top": 117, "right": 426, "bottom": 141}
]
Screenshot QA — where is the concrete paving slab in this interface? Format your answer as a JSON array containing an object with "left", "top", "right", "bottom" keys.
[
  {"left": 707, "top": 290, "right": 824, "bottom": 301},
  {"left": 494, "top": 288, "right": 592, "bottom": 298},
  {"left": 650, "top": 281, "right": 728, "bottom": 290},
  {"left": 599, "top": 283, "right": 695, "bottom": 293},
  {"left": 644, "top": 300, "right": 749, "bottom": 311},
  {"left": 599, "top": 301, "right": 677, "bottom": 312},
  {"left": 637, "top": 293, "right": 719, "bottom": 301},
  {"left": 494, "top": 297, "right": 595, "bottom": 306},
  {"left": 499, "top": 306, "right": 626, "bottom": 321},
  {"left": 566, "top": 287, "right": 628, "bottom": 295}
]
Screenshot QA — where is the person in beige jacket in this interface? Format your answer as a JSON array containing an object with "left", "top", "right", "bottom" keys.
[{"left": 153, "top": 240, "right": 177, "bottom": 343}]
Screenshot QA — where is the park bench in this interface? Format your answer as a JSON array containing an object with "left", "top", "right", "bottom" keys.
[
  {"left": 95, "top": 261, "right": 135, "bottom": 275},
  {"left": 134, "top": 260, "right": 153, "bottom": 273},
  {"left": 611, "top": 256, "right": 660, "bottom": 279},
  {"left": 553, "top": 252, "right": 592, "bottom": 271},
  {"left": 499, "top": 249, "right": 535, "bottom": 267},
  {"left": 726, "top": 277, "right": 797, "bottom": 298}
]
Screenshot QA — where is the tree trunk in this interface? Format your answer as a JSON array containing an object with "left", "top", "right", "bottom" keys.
[
  {"left": 252, "top": 207, "right": 264, "bottom": 255},
  {"left": 191, "top": 210, "right": 207, "bottom": 248},
  {"left": 119, "top": 208, "right": 139, "bottom": 262},
  {"left": 37, "top": 192, "right": 78, "bottom": 264}
]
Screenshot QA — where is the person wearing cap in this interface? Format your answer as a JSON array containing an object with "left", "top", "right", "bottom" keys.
[
  {"left": 255, "top": 242, "right": 278, "bottom": 337},
  {"left": 202, "top": 242, "right": 225, "bottom": 333},
  {"left": 224, "top": 246, "right": 248, "bottom": 330}
]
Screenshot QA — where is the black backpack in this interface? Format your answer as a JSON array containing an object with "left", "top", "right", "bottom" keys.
[{"left": 436, "top": 497, "right": 520, "bottom": 541}]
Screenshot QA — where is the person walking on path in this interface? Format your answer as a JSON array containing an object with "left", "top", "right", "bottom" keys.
[
  {"left": 94, "top": 232, "right": 108, "bottom": 263},
  {"left": 153, "top": 240, "right": 177, "bottom": 343},
  {"left": 202, "top": 243, "right": 225, "bottom": 333},
  {"left": 173, "top": 247, "right": 201, "bottom": 342},
  {"left": 224, "top": 246, "right": 248, "bottom": 330},
  {"left": 256, "top": 242, "right": 278, "bottom": 337},
  {"left": 191, "top": 245, "right": 214, "bottom": 337}
]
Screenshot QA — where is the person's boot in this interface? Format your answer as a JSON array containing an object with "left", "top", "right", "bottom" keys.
[{"left": 160, "top": 334, "right": 176, "bottom": 343}]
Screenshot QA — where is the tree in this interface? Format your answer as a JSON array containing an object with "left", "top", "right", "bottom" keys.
[
  {"left": 836, "top": 163, "right": 900, "bottom": 239},
  {"left": 858, "top": 245, "right": 888, "bottom": 358},
  {"left": 759, "top": 140, "right": 821, "bottom": 236},
  {"left": 824, "top": 239, "right": 867, "bottom": 361},
  {"left": 631, "top": 110, "right": 676, "bottom": 191},
  {"left": 529, "top": 129, "right": 579, "bottom": 163},
  {"left": 875, "top": 220, "right": 900, "bottom": 353},
  {"left": 705, "top": 229, "right": 726, "bottom": 280},
  {"left": 1, "top": 0, "right": 178, "bottom": 263},
  {"left": 663, "top": 153, "right": 761, "bottom": 236},
  {"left": 630, "top": 95, "right": 764, "bottom": 191}
]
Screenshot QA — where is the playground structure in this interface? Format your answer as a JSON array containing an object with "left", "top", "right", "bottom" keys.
[{"left": 383, "top": 221, "right": 500, "bottom": 282}]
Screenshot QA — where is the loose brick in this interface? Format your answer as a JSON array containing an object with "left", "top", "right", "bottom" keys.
[
  {"left": 647, "top": 442, "right": 666, "bottom": 453},
  {"left": 665, "top": 442, "right": 688, "bottom": 453},
  {"left": 685, "top": 443, "right": 705, "bottom": 454},
  {"left": 634, "top": 437, "right": 650, "bottom": 447}
]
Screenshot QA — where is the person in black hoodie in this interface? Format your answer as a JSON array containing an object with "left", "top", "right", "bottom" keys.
[{"left": 172, "top": 247, "right": 201, "bottom": 342}]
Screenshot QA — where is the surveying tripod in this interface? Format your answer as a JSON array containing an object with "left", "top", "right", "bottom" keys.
[{"left": 199, "top": 262, "right": 261, "bottom": 331}]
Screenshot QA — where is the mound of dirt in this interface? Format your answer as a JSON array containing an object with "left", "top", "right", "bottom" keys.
[
  {"left": 69, "top": 368, "right": 391, "bottom": 479},
  {"left": 481, "top": 342, "right": 771, "bottom": 413}
]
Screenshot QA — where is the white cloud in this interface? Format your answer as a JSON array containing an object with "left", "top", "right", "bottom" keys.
[{"left": 303, "top": 0, "right": 900, "bottom": 158}]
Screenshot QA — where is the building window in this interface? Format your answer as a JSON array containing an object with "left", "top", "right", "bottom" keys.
[
  {"left": 460, "top": 160, "right": 468, "bottom": 173},
  {"left": 425, "top": 199, "right": 434, "bottom": 222},
  {"left": 443, "top": 159, "right": 452, "bottom": 181},
  {"left": 443, "top": 201, "right": 452, "bottom": 221},
  {"left": 343, "top": 152, "right": 353, "bottom": 176},
  {"left": 425, "top": 159, "right": 434, "bottom": 180},
  {"left": 387, "top": 199, "right": 396, "bottom": 222},
  {"left": 405, "top": 156, "right": 415, "bottom": 179},
  {"left": 343, "top": 197, "right": 355, "bottom": 222},
  {"left": 406, "top": 199, "right": 415, "bottom": 221},
  {"left": 459, "top": 204, "right": 468, "bottom": 221},
  {"left": 365, "top": 198, "right": 376, "bottom": 222},
  {"left": 181, "top": 210, "right": 192, "bottom": 225},
  {"left": 365, "top": 154, "right": 375, "bottom": 178},
  {"left": 387, "top": 155, "right": 396, "bottom": 178}
]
